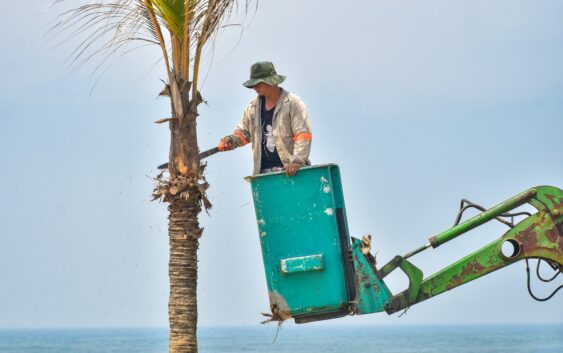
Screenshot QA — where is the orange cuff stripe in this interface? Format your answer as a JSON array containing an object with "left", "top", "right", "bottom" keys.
[
  {"left": 293, "top": 132, "right": 312, "bottom": 142},
  {"left": 233, "top": 130, "right": 249, "bottom": 145}
]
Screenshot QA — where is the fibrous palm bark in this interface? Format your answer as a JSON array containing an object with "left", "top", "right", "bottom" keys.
[{"left": 153, "top": 77, "right": 209, "bottom": 352}]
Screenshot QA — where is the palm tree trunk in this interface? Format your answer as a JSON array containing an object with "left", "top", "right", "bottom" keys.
[
  {"left": 168, "top": 198, "right": 201, "bottom": 353},
  {"left": 161, "top": 77, "right": 207, "bottom": 353}
]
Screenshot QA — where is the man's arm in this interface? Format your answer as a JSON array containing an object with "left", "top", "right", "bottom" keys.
[
  {"left": 220, "top": 104, "right": 253, "bottom": 150},
  {"left": 290, "top": 99, "right": 312, "bottom": 163},
  {"left": 286, "top": 98, "right": 312, "bottom": 175}
]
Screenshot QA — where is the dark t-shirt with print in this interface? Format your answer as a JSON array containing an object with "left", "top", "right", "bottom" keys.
[{"left": 260, "top": 98, "right": 283, "bottom": 169}]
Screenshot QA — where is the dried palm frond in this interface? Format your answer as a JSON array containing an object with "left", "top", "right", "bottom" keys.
[
  {"left": 50, "top": 0, "right": 252, "bottom": 92},
  {"left": 48, "top": 1, "right": 158, "bottom": 75},
  {"left": 152, "top": 163, "right": 212, "bottom": 211}
]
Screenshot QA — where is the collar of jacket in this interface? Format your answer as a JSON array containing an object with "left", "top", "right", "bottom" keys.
[{"left": 251, "top": 87, "right": 290, "bottom": 117}]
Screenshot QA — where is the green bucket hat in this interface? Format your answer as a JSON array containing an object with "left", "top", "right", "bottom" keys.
[{"left": 243, "top": 61, "right": 286, "bottom": 88}]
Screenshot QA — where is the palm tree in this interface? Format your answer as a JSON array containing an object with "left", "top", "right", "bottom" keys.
[{"left": 51, "top": 1, "right": 250, "bottom": 352}]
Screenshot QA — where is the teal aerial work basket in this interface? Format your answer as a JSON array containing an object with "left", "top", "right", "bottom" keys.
[{"left": 246, "top": 164, "right": 391, "bottom": 323}]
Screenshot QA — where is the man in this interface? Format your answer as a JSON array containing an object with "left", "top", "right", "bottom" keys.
[{"left": 220, "top": 61, "right": 312, "bottom": 176}]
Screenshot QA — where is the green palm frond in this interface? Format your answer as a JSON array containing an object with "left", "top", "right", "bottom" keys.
[{"left": 152, "top": 0, "right": 184, "bottom": 37}]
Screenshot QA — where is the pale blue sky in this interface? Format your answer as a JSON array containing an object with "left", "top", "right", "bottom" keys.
[{"left": 0, "top": 1, "right": 562, "bottom": 328}]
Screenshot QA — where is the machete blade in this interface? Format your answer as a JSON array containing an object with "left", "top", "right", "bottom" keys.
[{"left": 157, "top": 147, "right": 220, "bottom": 170}]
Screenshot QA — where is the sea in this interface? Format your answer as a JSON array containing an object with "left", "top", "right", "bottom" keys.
[{"left": 0, "top": 324, "right": 561, "bottom": 353}]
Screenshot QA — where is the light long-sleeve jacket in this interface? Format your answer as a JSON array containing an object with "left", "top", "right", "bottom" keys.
[{"left": 227, "top": 88, "right": 312, "bottom": 175}]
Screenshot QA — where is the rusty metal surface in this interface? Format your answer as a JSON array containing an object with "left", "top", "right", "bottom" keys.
[
  {"left": 386, "top": 186, "right": 562, "bottom": 314},
  {"left": 351, "top": 238, "right": 393, "bottom": 315}
]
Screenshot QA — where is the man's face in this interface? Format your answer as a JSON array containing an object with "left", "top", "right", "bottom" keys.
[{"left": 253, "top": 82, "right": 273, "bottom": 96}]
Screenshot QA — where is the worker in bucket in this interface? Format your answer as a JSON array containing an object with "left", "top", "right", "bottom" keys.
[{"left": 219, "top": 61, "right": 312, "bottom": 176}]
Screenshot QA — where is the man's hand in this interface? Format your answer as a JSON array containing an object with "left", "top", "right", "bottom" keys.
[
  {"left": 219, "top": 136, "right": 234, "bottom": 151},
  {"left": 285, "top": 162, "right": 301, "bottom": 176}
]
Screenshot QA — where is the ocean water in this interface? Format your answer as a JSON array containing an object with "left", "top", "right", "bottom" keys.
[{"left": 0, "top": 325, "right": 561, "bottom": 353}]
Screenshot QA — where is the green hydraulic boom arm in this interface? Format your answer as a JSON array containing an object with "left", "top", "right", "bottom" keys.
[{"left": 376, "top": 185, "right": 562, "bottom": 315}]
